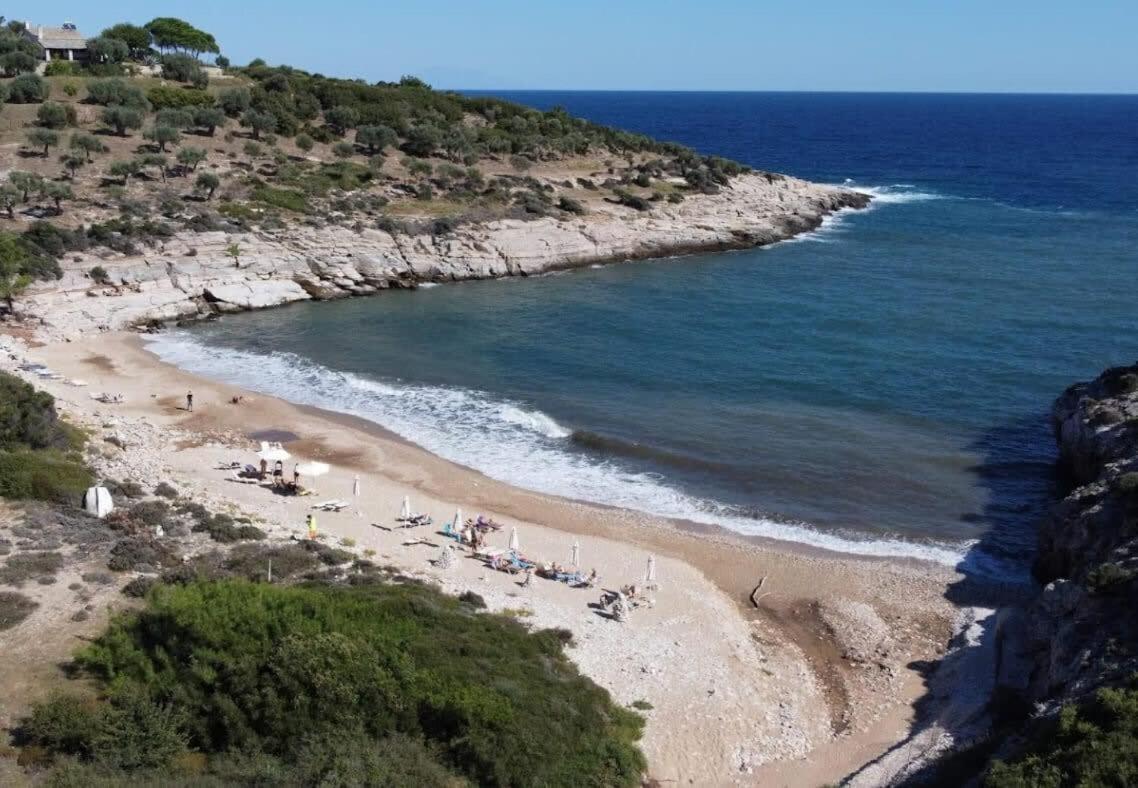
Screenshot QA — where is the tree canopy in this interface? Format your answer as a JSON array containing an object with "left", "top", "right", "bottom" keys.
[
  {"left": 144, "top": 17, "right": 219, "bottom": 55},
  {"left": 99, "top": 22, "right": 153, "bottom": 59}
]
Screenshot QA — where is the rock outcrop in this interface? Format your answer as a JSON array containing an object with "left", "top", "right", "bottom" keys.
[
  {"left": 18, "top": 174, "right": 869, "bottom": 338},
  {"left": 1021, "top": 363, "right": 1138, "bottom": 703}
]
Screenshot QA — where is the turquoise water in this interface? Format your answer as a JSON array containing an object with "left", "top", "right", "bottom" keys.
[{"left": 150, "top": 93, "right": 1138, "bottom": 579}]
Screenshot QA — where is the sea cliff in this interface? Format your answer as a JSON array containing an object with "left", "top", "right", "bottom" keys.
[{"left": 17, "top": 174, "right": 868, "bottom": 338}]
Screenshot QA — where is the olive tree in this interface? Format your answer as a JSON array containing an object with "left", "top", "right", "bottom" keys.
[
  {"left": 241, "top": 109, "right": 276, "bottom": 140},
  {"left": 70, "top": 133, "right": 108, "bottom": 162},
  {"left": 356, "top": 125, "right": 397, "bottom": 154},
  {"left": 176, "top": 147, "right": 207, "bottom": 172},
  {"left": 192, "top": 107, "right": 225, "bottom": 136},
  {"left": 102, "top": 105, "right": 145, "bottom": 136},
  {"left": 195, "top": 171, "right": 220, "bottom": 200},
  {"left": 26, "top": 128, "right": 59, "bottom": 157},
  {"left": 145, "top": 125, "right": 181, "bottom": 152}
]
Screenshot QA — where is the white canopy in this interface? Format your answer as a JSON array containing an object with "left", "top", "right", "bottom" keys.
[
  {"left": 257, "top": 442, "right": 291, "bottom": 462},
  {"left": 453, "top": 508, "right": 463, "bottom": 530},
  {"left": 352, "top": 474, "right": 361, "bottom": 497},
  {"left": 400, "top": 495, "right": 411, "bottom": 519},
  {"left": 508, "top": 526, "right": 520, "bottom": 552},
  {"left": 295, "top": 461, "right": 330, "bottom": 478},
  {"left": 646, "top": 555, "right": 657, "bottom": 583}
]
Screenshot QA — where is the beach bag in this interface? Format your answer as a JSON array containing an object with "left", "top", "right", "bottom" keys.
[{"left": 82, "top": 486, "right": 114, "bottom": 518}]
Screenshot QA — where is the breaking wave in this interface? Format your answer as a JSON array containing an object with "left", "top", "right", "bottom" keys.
[{"left": 147, "top": 331, "right": 974, "bottom": 568}]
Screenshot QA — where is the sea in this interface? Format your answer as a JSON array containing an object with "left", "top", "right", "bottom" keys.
[{"left": 148, "top": 92, "right": 1138, "bottom": 581}]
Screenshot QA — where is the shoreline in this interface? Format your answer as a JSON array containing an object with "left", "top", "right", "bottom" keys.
[
  {"left": 12, "top": 330, "right": 966, "bottom": 784},
  {"left": 20, "top": 173, "right": 871, "bottom": 340}
]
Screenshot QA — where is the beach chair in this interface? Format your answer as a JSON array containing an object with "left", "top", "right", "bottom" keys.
[{"left": 228, "top": 469, "right": 259, "bottom": 485}]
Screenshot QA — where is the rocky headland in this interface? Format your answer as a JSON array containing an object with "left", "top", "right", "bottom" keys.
[{"left": 17, "top": 174, "right": 868, "bottom": 338}]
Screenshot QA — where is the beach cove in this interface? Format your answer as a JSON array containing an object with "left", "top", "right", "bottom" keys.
[{"left": 2, "top": 331, "right": 962, "bottom": 785}]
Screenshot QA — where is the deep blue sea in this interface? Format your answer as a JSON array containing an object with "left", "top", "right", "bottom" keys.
[{"left": 150, "top": 92, "right": 1138, "bottom": 579}]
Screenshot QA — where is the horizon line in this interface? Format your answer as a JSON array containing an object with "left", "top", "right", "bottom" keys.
[{"left": 448, "top": 87, "right": 1138, "bottom": 97}]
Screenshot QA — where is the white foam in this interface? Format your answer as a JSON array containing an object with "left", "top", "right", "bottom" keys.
[
  {"left": 497, "top": 404, "right": 572, "bottom": 438},
  {"left": 147, "top": 332, "right": 973, "bottom": 568},
  {"left": 417, "top": 282, "right": 441, "bottom": 289},
  {"left": 850, "top": 183, "right": 947, "bottom": 205}
]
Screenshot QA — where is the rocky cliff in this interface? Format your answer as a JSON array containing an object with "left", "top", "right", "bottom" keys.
[
  {"left": 1021, "top": 363, "right": 1138, "bottom": 704},
  {"left": 17, "top": 174, "right": 868, "bottom": 338}
]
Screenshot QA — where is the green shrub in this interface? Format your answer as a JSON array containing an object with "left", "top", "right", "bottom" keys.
[
  {"left": 147, "top": 86, "right": 213, "bottom": 110},
  {"left": 88, "top": 265, "right": 110, "bottom": 284},
  {"left": 0, "top": 448, "right": 91, "bottom": 503},
  {"left": 36, "top": 102, "right": 77, "bottom": 129},
  {"left": 152, "top": 482, "right": 178, "bottom": 499},
  {"left": 986, "top": 682, "right": 1138, "bottom": 787},
  {"left": 43, "top": 60, "right": 77, "bottom": 77},
  {"left": 8, "top": 73, "right": 49, "bottom": 103},
  {"left": 85, "top": 79, "right": 148, "bottom": 109},
  {"left": 251, "top": 186, "right": 308, "bottom": 213},
  {"left": 64, "top": 580, "right": 645, "bottom": 785}
]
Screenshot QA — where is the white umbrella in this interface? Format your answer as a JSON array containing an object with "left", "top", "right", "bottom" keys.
[
  {"left": 399, "top": 495, "right": 411, "bottom": 519},
  {"left": 570, "top": 540, "right": 580, "bottom": 569},
  {"left": 352, "top": 474, "right": 361, "bottom": 498},
  {"left": 295, "top": 461, "right": 330, "bottom": 478},
  {"left": 453, "top": 508, "right": 462, "bottom": 530},
  {"left": 646, "top": 555, "right": 656, "bottom": 584},
  {"left": 257, "top": 444, "right": 291, "bottom": 462},
  {"left": 508, "top": 526, "right": 520, "bottom": 553}
]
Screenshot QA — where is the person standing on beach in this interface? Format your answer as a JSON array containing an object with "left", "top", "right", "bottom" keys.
[
  {"left": 186, "top": 390, "right": 193, "bottom": 412},
  {"left": 306, "top": 513, "right": 317, "bottom": 540}
]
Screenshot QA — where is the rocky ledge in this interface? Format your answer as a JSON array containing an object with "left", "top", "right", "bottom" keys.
[
  {"left": 18, "top": 174, "right": 869, "bottom": 338},
  {"left": 1018, "top": 363, "right": 1138, "bottom": 704}
]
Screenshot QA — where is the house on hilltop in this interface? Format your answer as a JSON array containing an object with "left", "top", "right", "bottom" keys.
[{"left": 22, "top": 21, "right": 89, "bottom": 63}]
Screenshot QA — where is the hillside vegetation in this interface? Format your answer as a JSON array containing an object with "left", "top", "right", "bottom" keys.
[
  {"left": 16, "top": 579, "right": 646, "bottom": 786},
  {"left": 0, "top": 14, "right": 752, "bottom": 307}
]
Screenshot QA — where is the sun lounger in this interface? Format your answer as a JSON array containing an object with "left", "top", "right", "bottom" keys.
[
  {"left": 228, "top": 469, "right": 260, "bottom": 485},
  {"left": 312, "top": 500, "right": 349, "bottom": 512}
]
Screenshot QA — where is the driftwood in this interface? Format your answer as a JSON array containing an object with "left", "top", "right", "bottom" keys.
[{"left": 750, "top": 576, "right": 768, "bottom": 608}]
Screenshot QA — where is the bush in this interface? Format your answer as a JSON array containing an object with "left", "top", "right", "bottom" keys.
[
  {"left": 558, "top": 195, "right": 586, "bottom": 214},
  {"left": 0, "top": 590, "right": 37, "bottom": 629},
  {"left": 43, "top": 60, "right": 77, "bottom": 77},
  {"left": 1087, "top": 562, "right": 1136, "bottom": 594},
  {"left": 36, "top": 102, "right": 77, "bottom": 129},
  {"left": 7, "top": 73, "right": 49, "bottom": 103},
  {"left": 0, "top": 551, "right": 64, "bottom": 586},
  {"left": 294, "top": 133, "right": 313, "bottom": 153},
  {"left": 127, "top": 500, "right": 170, "bottom": 526},
  {"left": 0, "top": 448, "right": 91, "bottom": 503},
  {"left": 85, "top": 79, "right": 148, "bottom": 109},
  {"left": 160, "top": 53, "right": 206, "bottom": 84},
  {"left": 152, "top": 482, "right": 178, "bottom": 499},
  {"left": 88, "top": 266, "right": 109, "bottom": 284},
  {"left": 121, "top": 576, "right": 157, "bottom": 598},
  {"left": 62, "top": 580, "right": 646, "bottom": 785},
  {"left": 107, "top": 536, "right": 179, "bottom": 572},
  {"left": 251, "top": 186, "right": 308, "bottom": 213},
  {"left": 985, "top": 682, "right": 1138, "bottom": 787},
  {"left": 217, "top": 87, "right": 251, "bottom": 117}
]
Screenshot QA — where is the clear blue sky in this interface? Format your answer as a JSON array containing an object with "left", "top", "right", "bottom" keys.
[{"left": 6, "top": 1, "right": 1136, "bottom": 93}]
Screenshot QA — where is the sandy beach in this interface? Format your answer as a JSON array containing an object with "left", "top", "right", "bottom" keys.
[{"left": 4, "top": 331, "right": 961, "bottom": 785}]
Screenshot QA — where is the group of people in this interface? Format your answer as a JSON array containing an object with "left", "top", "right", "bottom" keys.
[{"left": 259, "top": 458, "right": 301, "bottom": 490}]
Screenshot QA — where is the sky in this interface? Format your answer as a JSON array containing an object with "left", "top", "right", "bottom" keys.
[{"left": 6, "top": 1, "right": 1137, "bottom": 93}]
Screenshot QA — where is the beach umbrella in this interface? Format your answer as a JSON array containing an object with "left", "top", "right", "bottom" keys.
[
  {"left": 352, "top": 474, "right": 361, "bottom": 498},
  {"left": 646, "top": 555, "right": 656, "bottom": 584},
  {"left": 295, "top": 461, "right": 330, "bottom": 478},
  {"left": 453, "top": 508, "right": 462, "bottom": 530},
  {"left": 508, "top": 526, "right": 520, "bottom": 553},
  {"left": 400, "top": 495, "right": 411, "bottom": 519},
  {"left": 257, "top": 444, "right": 291, "bottom": 462},
  {"left": 570, "top": 539, "right": 580, "bottom": 569}
]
